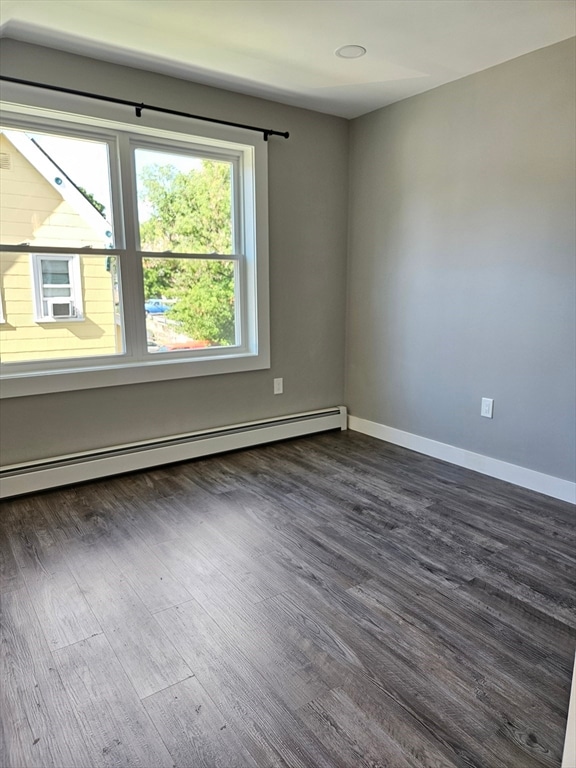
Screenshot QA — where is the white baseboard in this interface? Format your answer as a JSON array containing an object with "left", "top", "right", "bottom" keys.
[
  {"left": 0, "top": 406, "right": 347, "bottom": 499},
  {"left": 348, "top": 415, "right": 576, "bottom": 504},
  {"left": 563, "top": 654, "right": 576, "bottom": 768}
]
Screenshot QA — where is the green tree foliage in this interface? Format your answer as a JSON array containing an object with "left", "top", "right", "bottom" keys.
[
  {"left": 78, "top": 186, "right": 106, "bottom": 217},
  {"left": 139, "top": 160, "right": 235, "bottom": 346}
]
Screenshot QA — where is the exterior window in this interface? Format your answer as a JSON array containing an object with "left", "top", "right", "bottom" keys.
[
  {"left": 0, "top": 99, "right": 269, "bottom": 396},
  {"left": 32, "top": 255, "right": 82, "bottom": 321}
]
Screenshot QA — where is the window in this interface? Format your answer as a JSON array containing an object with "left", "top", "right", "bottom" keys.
[
  {"left": 31, "top": 255, "right": 83, "bottom": 321},
  {"left": 0, "top": 97, "right": 269, "bottom": 397}
]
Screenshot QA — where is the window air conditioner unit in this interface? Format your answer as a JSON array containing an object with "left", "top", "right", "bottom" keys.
[{"left": 48, "top": 299, "right": 75, "bottom": 319}]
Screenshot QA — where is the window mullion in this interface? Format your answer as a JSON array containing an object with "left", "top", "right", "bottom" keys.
[{"left": 116, "top": 133, "right": 147, "bottom": 359}]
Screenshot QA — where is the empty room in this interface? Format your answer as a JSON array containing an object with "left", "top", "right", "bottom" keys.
[{"left": 0, "top": 1, "right": 575, "bottom": 767}]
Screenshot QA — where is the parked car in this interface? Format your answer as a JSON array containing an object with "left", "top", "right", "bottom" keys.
[{"left": 145, "top": 299, "right": 173, "bottom": 315}]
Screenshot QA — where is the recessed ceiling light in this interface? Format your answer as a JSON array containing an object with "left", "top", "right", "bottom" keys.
[{"left": 335, "top": 45, "right": 367, "bottom": 59}]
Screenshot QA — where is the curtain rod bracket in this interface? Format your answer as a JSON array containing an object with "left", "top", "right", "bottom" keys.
[{"left": 135, "top": 104, "right": 144, "bottom": 118}]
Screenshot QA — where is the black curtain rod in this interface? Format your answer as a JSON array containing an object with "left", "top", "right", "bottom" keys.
[{"left": 0, "top": 75, "right": 290, "bottom": 141}]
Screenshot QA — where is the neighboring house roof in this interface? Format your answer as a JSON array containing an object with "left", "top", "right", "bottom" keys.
[{"left": 2, "top": 129, "right": 114, "bottom": 246}]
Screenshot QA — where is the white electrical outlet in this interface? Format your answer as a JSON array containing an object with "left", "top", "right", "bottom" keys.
[
  {"left": 481, "top": 397, "right": 494, "bottom": 419},
  {"left": 274, "top": 377, "right": 283, "bottom": 395}
]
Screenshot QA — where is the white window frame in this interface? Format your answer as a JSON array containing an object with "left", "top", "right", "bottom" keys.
[
  {"left": 31, "top": 254, "right": 83, "bottom": 322},
  {"left": 0, "top": 91, "right": 270, "bottom": 398}
]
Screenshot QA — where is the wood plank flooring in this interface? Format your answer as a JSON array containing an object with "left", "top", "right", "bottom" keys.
[{"left": 1, "top": 430, "right": 574, "bottom": 768}]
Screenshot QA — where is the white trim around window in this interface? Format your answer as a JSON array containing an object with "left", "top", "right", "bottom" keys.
[{"left": 0, "top": 91, "right": 270, "bottom": 398}]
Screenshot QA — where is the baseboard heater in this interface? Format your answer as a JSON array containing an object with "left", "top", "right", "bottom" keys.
[{"left": 0, "top": 406, "right": 347, "bottom": 499}]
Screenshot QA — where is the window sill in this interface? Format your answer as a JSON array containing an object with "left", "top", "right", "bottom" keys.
[
  {"left": 33, "top": 317, "right": 85, "bottom": 324},
  {"left": 0, "top": 349, "right": 270, "bottom": 398}
]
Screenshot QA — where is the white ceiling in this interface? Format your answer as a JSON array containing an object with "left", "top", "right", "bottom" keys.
[{"left": 1, "top": 0, "right": 574, "bottom": 118}]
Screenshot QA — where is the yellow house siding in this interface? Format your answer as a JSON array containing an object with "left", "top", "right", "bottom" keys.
[
  {"left": 1, "top": 252, "right": 118, "bottom": 362},
  {"left": 0, "top": 134, "right": 119, "bottom": 362},
  {"left": 32, "top": 211, "right": 107, "bottom": 248}
]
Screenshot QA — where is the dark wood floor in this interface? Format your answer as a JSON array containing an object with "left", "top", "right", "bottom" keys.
[{"left": 1, "top": 430, "right": 574, "bottom": 768}]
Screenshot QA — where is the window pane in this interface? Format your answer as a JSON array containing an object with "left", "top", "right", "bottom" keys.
[
  {"left": 42, "top": 260, "right": 70, "bottom": 284},
  {"left": 0, "top": 252, "right": 124, "bottom": 363},
  {"left": 143, "top": 257, "right": 236, "bottom": 353},
  {"left": 44, "top": 286, "right": 71, "bottom": 298},
  {"left": 0, "top": 127, "right": 115, "bottom": 249},
  {"left": 135, "top": 149, "right": 233, "bottom": 254}
]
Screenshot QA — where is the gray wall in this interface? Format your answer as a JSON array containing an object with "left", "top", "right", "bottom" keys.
[
  {"left": 0, "top": 40, "right": 349, "bottom": 465},
  {"left": 346, "top": 38, "right": 576, "bottom": 481}
]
